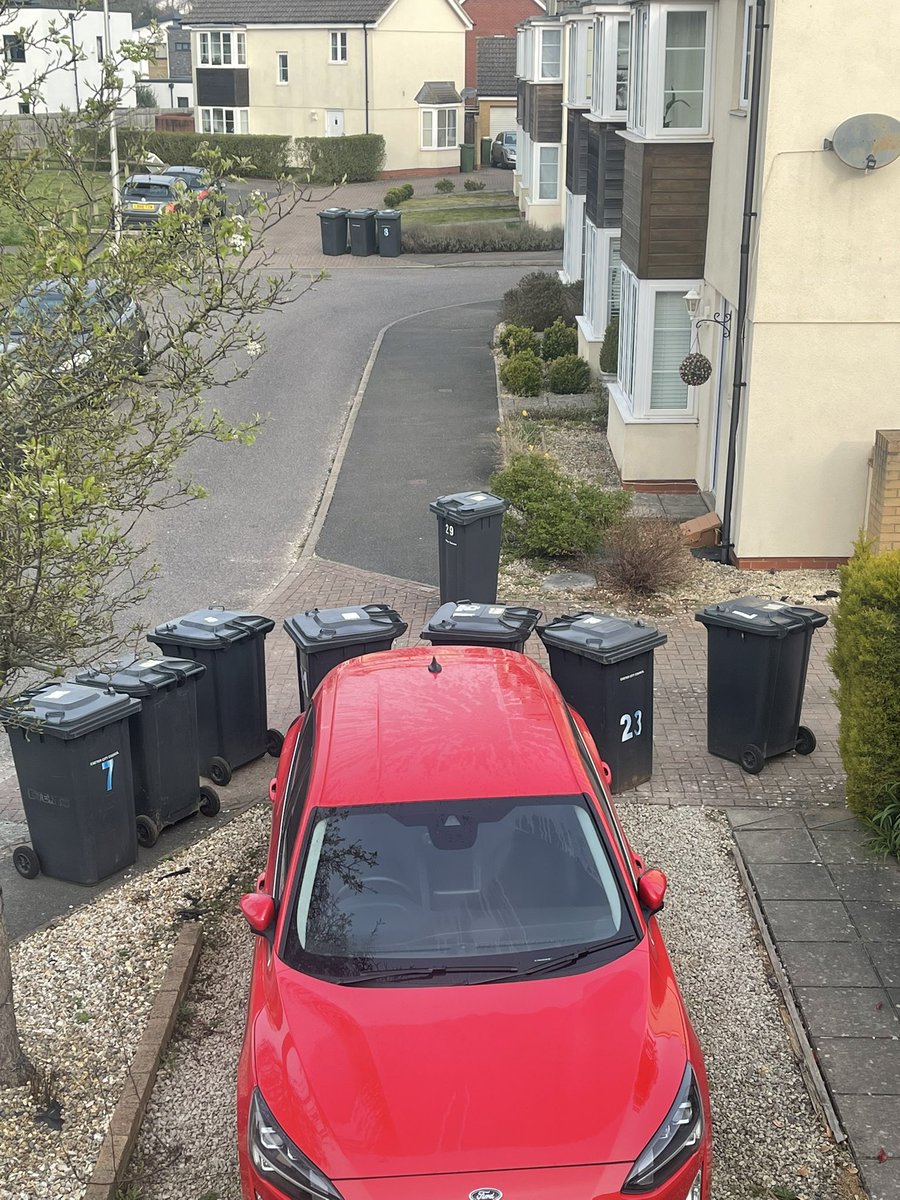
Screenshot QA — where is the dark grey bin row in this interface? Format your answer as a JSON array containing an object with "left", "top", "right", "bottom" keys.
[{"left": 318, "top": 207, "right": 402, "bottom": 257}]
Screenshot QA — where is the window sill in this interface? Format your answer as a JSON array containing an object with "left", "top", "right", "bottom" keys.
[
  {"left": 419, "top": 146, "right": 460, "bottom": 153},
  {"left": 609, "top": 380, "right": 699, "bottom": 425},
  {"left": 584, "top": 110, "right": 627, "bottom": 125},
  {"left": 529, "top": 196, "right": 560, "bottom": 205},
  {"left": 329, "top": 61, "right": 348, "bottom": 66},
  {"left": 729, "top": 107, "right": 748, "bottom": 118},
  {"left": 576, "top": 313, "right": 600, "bottom": 343},
  {"left": 619, "top": 128, "right": 713, "bottom": 145}
]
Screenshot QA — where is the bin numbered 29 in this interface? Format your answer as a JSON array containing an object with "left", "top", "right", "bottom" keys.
[
  {"left": 620, "top": 710, "right": 643, "bottom": 742},
  {"left": 100, "top": 758, "right": 114, "bottom": 791},
  {"left": 445, "top": 522, "right": 455, "bottom": 537}
]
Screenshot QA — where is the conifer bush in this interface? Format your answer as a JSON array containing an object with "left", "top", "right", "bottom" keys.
[
  {"left": 499, "top": 350, "right": 543, "bottom": 397},
  {"left": 540, "top": 317, "right": 578, "bottom": 361}
]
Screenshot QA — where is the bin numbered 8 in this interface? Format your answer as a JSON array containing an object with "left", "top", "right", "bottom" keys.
[{"left": 620, "top": 709, "right": 643, "bottom": 742}]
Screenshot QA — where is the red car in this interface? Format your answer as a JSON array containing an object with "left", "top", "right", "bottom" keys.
[{"left": 237, "top": 646, "right": 711, "bottom": 1200}]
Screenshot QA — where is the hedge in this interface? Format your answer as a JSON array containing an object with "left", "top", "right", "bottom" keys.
[
  {"left": 401, "top": 221, "right": 563, "bottom": 254},
  {"left": 294, "top": 134, "right": 385, "bottom": 183},
  {"left": 830, "top": 540, "right": 900, "bottom": 821},
  {"left": 114, "top": 130, "right": 292, "bottom": 177}
]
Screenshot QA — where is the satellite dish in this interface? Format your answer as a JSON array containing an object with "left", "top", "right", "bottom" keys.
[{"left": 825, "top": 113, "right": 900, "bottom": 172}]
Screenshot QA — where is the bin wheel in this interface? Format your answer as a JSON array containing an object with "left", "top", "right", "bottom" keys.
[
  {"left": 199, "top": 785, "right": 221, "bottom": 817},
  {"left": 796, "top": 725, "right": 817, "bottom": 756},
  {"left": 12, "top": 844, "right": 40, "bottom": 879},
  {"left": 208, "top": 756, "right": 232, "bottom": 787},
  {"left": 136, "top": 815, "right": 159, "bottom": 848},
  {"left": 739, "top": 745, "right": 766, "bottom": 775},
  {"left": 266, "top": 728, "right": 284, "bottom": 758}
]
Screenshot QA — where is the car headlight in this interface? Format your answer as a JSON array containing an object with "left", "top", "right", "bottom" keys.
[
  {"left": 622, "top": 1064, "right": 704, "bottom": 1193},
  {"left": 249, "top": 1088, "right": 344, "bottom": 1200}
]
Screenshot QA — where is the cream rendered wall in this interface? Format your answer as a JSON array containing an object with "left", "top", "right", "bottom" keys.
[
  {"left": 607, "top": 403, "right": 699, "bottom": 482},
  {"left": 246, "top": 27, "right": 367, "bottom": 139},
  {"left": 371, "top": 0, "right": 466, "bottom": 171},
  {"left": 732, "top": 0, "right": 900, "bottom": 559}
]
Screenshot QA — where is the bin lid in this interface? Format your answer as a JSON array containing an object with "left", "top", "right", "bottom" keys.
[
  {"left": 537, "top": 612, "right": 667, "bottom": 664},
  {"left": 348, "top": 208, "right": 377, "bottom": 218},
  {"left": 422, "top": 601, "right": 541, "bottom": 644},
  {"left": 1, "top": 681, "right": 141, "bottom": 740},
  {"left": 318, "top": 207, "right": 348, "bottom": 217},
  {"left": 695, "top": 596, "right": 828, "bottom": 637},
  {"left": 429, "top": 490, "right": 509, "bottom": 524},
  {"left": 75, "top": 654, "right": 205, "bottom": 697},
  {"left": 376, "top": 209, "right": 401, "bottom": 219},
  {"left": 284, "top": 605, "right": 408, "bottom": 653},
  {"left": 147, "top": 607, "right": 275, "bottom": 650}
]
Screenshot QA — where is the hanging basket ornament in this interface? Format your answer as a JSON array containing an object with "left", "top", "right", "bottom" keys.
[{"left": 679, "top": 352, "right": 713, "bottom": 386}]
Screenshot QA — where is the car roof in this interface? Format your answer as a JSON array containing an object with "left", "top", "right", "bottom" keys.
[
  {"left": 311, "top": 646, "right": 587, "bottom": 807},
  {"left": 124, "top": 174, "right": 177, "bottom": 186},
  {"left": 163, "top": 165, "right": 204, "bottom": 176}
]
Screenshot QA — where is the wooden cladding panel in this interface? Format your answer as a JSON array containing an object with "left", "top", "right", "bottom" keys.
[
  {"left": 620, "top": 140, "right": 712, "bottom": 279},
  {"left": 565, "top": 110, "right": 589, "bottom": 194},
  {"left": 586, "top": 123, "right": 625, "bottom": 230},
  {"left": 524, "top": 82, "right": 562, "bottom": 143}
]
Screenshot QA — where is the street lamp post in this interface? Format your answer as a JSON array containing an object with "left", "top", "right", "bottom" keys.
[{"left": 102, "top": 0, "right": 122, "bottom": 245}]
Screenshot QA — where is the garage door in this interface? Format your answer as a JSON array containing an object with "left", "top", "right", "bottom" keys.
[{"left": 489, "top": 106, "right": 516, "bottom": 139}]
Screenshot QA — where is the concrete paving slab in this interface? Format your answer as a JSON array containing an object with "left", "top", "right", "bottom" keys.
[
  {"left": 829, "top": 862, "right": 900, "bottom": 903},
  {"left": 816, "top": 1036, "right": 900, "bottom": 1094},
  {"left": 797, "top": 985, "right": 899, "bottom": 1037},
  {"left": 763, "top": 899, "right": 858, "bottom": 941},
  {"left": 867, "top": 943, "right": 900, "bottom": 986},
  {"left": 777, "top": 940, "right": 882, "bottom": 988},
  {"left": 728, "top": 808, "right": 810, "bottom": 830},
  {"left": 835, "top": 1095, "right": 900, "bottom": 1158},
  {"left": 812, "top": 828, "right": 877, "bottom": 862},
  {"left": 847, "top": 902, "right": 900, "bottom": 941},
  {"left": 748, "top": 862, "right": 841, "bottom": 901},
  {"left": 860, "top": 1160, "right": 900, "bottom": 1200},
  {"left": 733, "top": 828, "right": 820, "bottom": 863}
]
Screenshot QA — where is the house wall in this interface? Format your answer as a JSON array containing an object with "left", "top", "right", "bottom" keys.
[
  {"left": 0, "top": 8, "right": 136, "bottom": 114},
  {"left": 462, "top": 0, "right": 541, "bottom": 90},
  {"left": 731, "top": 0, "right": 900, "bottom": 561}
]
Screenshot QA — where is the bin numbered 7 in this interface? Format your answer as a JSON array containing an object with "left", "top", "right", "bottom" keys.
[
  {"left": 99, "top": 757, "right": 115, "bottom": 790},
  {"left": 620, "top": 709, "right": 643, "bottom": 742}
]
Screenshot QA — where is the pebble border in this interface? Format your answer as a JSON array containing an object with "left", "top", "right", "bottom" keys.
[{"left": 82, "top": 923, "right": 204, "bottom": 1200}]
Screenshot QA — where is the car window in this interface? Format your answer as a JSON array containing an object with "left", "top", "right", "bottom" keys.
[
  {"left": 125, "top": 182, "right": 175, "bottom": 199},
  {"left": 272, "top": 712, "right": 315, "bottom": 901},
  {"left": 283, "top": 794, "right": 635, "bottom": 982}
]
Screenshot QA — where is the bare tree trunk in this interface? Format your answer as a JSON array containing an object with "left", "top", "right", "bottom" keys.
[{"left": 0, "top": 887, "right": 30, "bottom": 1087}]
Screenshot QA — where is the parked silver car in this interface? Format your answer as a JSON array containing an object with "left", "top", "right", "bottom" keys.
[
  {"left": 161, "top": 165, "right": 228, "bottom": 217},
  {"left": 491, "top": 129, "right": 518, "bottom": 168}
]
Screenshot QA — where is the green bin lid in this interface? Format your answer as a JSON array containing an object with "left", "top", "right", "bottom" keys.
[
  {"left": 429, "top": 490, "right": 509, "bottom": 524},
  {"left": 695, "top": 596, "right": 828, "bottom": 637},
  {"left": 422, "top": 601, "right": 541, "bottom": 645},
  {"left": 537, "top": 612, "right": 667, "bottom": 665},
  {"left": 148, "top": 607, "right": 275, "bottom": 650},
  {"left": 284, "top": 605, "right": 408, "bottom": 653},
  {"left": 75, "top": 654, "right": 205, "bottom": 697},
  {"left": 1, "top": 681, "right": 141, "bottom": 740}
]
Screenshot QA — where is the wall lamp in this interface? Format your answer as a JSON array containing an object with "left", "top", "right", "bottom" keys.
[{"left": 684, "top": 288, "right": 732, "bottom": 338}]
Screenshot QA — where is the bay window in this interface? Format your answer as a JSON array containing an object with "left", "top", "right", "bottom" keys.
[
  {"left": 613, "top": 267, "right": 699, "bottom": 419},
  {"left": 581, "top": 224, "right": 621, "bottom": 342},
  {"left": 421, "top": 107, "right": 458, "bottom": 150},
  {"left": 539, "top": 28, "right": 562, "bottom": 81},
  {"left": 200, "top": 106, "right": 248, "bottom": 134},
  {"left": 628, "top": 3, "right": 713, "bottom": 138},
  {"left": 198, "top": 30, "right": 246, "bottom": 66},
  {"left": 590, "top": 14, "right": 631, "bottom": 121},
  {"left": 566, "top": 20, "right": 592, "bottom": 108},
  {"left": 536, "top": 145, "right": 560, "bottom": 201}
]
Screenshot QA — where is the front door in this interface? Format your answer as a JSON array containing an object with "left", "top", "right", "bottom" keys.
[{"left": 325, "top": 109, "right": 344, "bottom": 137}]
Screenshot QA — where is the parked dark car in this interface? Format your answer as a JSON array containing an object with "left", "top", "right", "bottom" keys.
[
  {"left": 1, "top": 280, "right": 150, "bottom": 375},
  {"left": 122, "top": 174, "right": 182, "bottom": 228},
  {"left": 162, "top": 165, "right": 228, "bottom": 217},
  {"left": 491, "top": 129, "right": 518, "bottom": 168}
]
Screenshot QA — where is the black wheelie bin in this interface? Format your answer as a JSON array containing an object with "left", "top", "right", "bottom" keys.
[
  {"left": 147, "top": 608, "right": 279, "bottom": 786},
  {"left": 76, "top": 655, "right": 219, "bottom": 847},
  {"left": 283, "top": 604, "right": 408, "bottom": 710},
  {"left": 421, "top": 601, "right": 541, "bottom": 653},
  {"left": 2, "top": 682, "right": 141, "bottom": 883},
  {"left": 430, "top": 491, "right": 509, "bottom": 605},
  {"left": 695, "top": 596, "right": 828, "bottom": 774}
]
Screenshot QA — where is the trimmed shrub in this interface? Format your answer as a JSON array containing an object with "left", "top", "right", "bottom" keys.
[
  {"left": 830, "top": 540, "right": 900, "bottom": 821},
  {"left": 540, "top": 317, "right": 578, "bottom": 361},
  {"left": 400, "top": 183, "right": 414, "bottom": 200},
  {"left": 501, "top": 271, "right": 583, "bottom": 332},
  {"left": 499, "top": 350, "right": 543, "bottom": 397},
  {"left": 115, "top": 129, "right": 292, "bottom": 177},
  {"left": 498, "top": 323, "right": 539, "bottom": 357},
  {"left": 594, "top": 516, "right": 692, "bottom": 596},
  {"left": 599, "top": 317, "right": 619, "bottom": 374},
  {"left": 434, "top": 177, "right": 455, "bottom": 193},
  {"left": 383, "top": 187, "right": 404, "bottom": 207},
  {"left": 548, "top": 354, "right": 591, "bottom": 394},
  {"left": 400, "top": 222, "right": 563, "bottom": 254},
  {"left": 464, "top": 178, "right": 486, "bottom": 191},
  {"left": 294, "top": 134, "right": 385, "bottom": 182},
  {"left": 491, "top": 452, "right": 631, "bottom": 559}
]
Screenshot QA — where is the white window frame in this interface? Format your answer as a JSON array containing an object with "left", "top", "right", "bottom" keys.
[
  {"left": 627, "top": 3, "right": 714, "bottom": 139},
  {"left": 96, "top": 36, "right": 103, "bottom": 61},
  {"left": 534, "top": 143, "right": 560, "bottom": 202},
  {"left": 612, "top": 267, "right": 700, "bottom": 421},
  {"left": 581, "top": 221, "right": 621, "bottom": 342},
  {"left": 199, "top": 106, "right": 249, "bottom": 135},
  {"left": 538, "top": 26, "right": 562, "bottom": 82},
  {"left": 277, "top": 50, "right": 288, "bottom": 84},
  {"left": 420, "top": 105, "right": 458, "bottom": 151},
  {"left": 739, "top": 0, "right": 753, "bottom": 108},
  {"left": 518, "top": 128, "right": 532, "bottom": 189},
  {"left": 562, "top": 189, "right": 586, "bottom": 283},
  {"left": 565, "top": 19, "right": 592, "bottom": 109},
  {"left": 592, "top": 13, "right": 631, "bottom": 121},
  {"left": 329, "top": 30, "right": 348, "bottom": 63},
  {"left": 516, "top": 27, "right": 525, "bottom": 78},
  {"left": 198, "top": 30, "right": 246, "bottom": 67}
]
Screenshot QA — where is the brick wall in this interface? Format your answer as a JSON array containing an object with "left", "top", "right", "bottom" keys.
[
  {"left": 463, "top": 0, "right": 543, "bottom": 89},
  {"left": 867, "top": 429, "right": 900, "bottom": 552}
]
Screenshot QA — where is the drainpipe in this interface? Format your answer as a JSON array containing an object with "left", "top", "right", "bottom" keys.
[
  {"left": 363, "top": 22, "right": 370, "bottom": 134},
  {"left": 68, "top": 12, "right": 80, "bottom": 113},
  {"left": 718, "top": 0, "right": 767, "bottom": 564}
]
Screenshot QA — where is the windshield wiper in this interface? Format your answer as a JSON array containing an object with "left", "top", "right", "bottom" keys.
[
  {"left": 504, "top": 934, "right": 636, "bottom": 981},
  {"left": 337, "top": 963, "right": 522, "bottom": 986}
]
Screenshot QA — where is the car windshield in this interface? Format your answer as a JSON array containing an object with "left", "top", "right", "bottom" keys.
[
  {"left": 125, "top": 182, "right": 173, "bottom": 199},
  {"left": 11, "top": 286, "right": 107, "bottom": 332},
  {"left": 283, "top": 795, "right": 634, "bottom": 983},
  {"left": 503, "top": 132, "right": 517, "bottom": 145}
]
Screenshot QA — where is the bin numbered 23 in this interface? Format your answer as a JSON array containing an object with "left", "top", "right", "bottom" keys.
[{"left": 619, "top": 710, "right": 643, "bottom": 742}]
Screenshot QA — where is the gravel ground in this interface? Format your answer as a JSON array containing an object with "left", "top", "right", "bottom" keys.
[
  {"left": 127, "top": 805, "right": 864, "bottom": 1200},
  {"left": 0, "top": 805, "right": 269, "bottom": 1200}
]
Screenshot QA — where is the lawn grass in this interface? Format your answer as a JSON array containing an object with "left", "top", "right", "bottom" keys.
[
  {"left": 0, "top": 168, "right": 110, "bottom": 246},
  {"left": 399, "top": 191, "right": 519, "bottom": 226}
]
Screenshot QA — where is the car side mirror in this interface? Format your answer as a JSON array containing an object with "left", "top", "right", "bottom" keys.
[
  {"left": 240, "top": 892, "right": 275, "bottom": 937},
  {"left": 637, "top": 868, "right": 667, "bottom": 916},
  {"left": 268, "top": 777, "right": 277, "bottom": 803}
]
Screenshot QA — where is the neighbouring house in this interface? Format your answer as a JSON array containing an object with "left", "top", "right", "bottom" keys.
[
  {"left": 134, "top": 17, "right": 194, "bottom": 110},
  {"left": 460, "top": 0, "right": 544, "bottom": 149},
  {"left": 555, "top": 0, "right": 900, "bottom": 567},
  {"left": 182, "top": 0, "right": 471, "bottom": 174},
  {"left": 0, "top": 2, "right": 136, "bottom": 115}
]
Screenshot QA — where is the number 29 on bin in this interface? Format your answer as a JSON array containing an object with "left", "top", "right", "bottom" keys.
[{"left": 620, "top": 710, "right": 643, "bottom": 742}]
